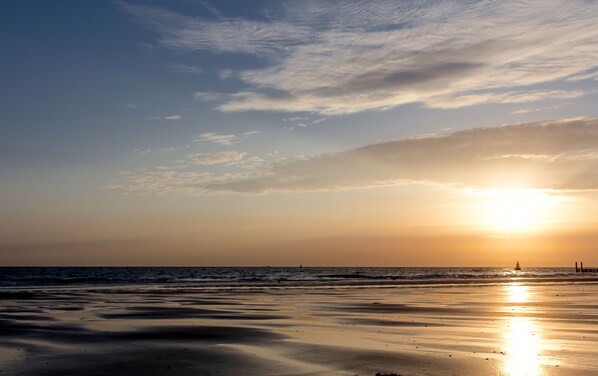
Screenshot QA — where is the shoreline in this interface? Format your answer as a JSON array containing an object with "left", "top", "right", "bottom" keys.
[{"left": 3, "top": 275, "right": 598, "bottom": 291}]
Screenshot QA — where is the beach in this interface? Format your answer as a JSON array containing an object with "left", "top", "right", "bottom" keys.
[
  {"left": 2, "top": 279, "right": 598, "bottom": 375},
  {"left": 3, "top": 1, "right": 598, "bottom": 375}
]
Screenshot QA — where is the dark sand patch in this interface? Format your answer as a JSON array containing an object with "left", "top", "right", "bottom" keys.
[
  {"left": 286, "top": 342, "right": 499, "bottom": 376},
  {"left": 0, "top": 314, "right": 56, "bottom": 321},
  {"left": 0, "top": 291, "right": 39, "bottom": 300},
  {"left": 338, "top": 302, "right": 469, "bottom": 314},
  {"left": 339, "top": 317, "right": 448, "bottom": 327},
  {"left": 96, "top": 305, "right": 228, "bottom": 319},
  {"left": 1, "top": 317, "right": 283, "bottom": 345},
  {"left": 4, "top": 344, "right": 291, "bottom": 376},
  {"left": 170, "top": 298, "right": 243, "bottom": 306},
  {"left": 46, "top": 306, "right": 85, "bottom": 311},
  {"left": 0, "top": 319, "right": 96, "bottom": 343},
  {"left": 112, "top": 325, "right": 285, "bottom": 343},
  {"left": 97, "top": 305, "right": 286, "bottom": 320}
]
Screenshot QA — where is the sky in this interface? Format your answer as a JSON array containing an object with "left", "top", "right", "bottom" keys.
[{"left": 1, "top": 0, "right": 597, "bottom": 266}]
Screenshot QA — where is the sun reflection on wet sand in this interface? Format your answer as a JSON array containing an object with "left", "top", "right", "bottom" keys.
[{"left": 503, "top": 283, "right": 543, "bottom": 376}]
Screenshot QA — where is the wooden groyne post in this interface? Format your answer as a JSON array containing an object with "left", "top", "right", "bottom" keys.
[{"left": 576, "top": 261, "right": 598, "bottom": 273}]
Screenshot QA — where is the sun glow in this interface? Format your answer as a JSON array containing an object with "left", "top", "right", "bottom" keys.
[{"left": 473, "top": 189, "right": 560, "bottom": 233}]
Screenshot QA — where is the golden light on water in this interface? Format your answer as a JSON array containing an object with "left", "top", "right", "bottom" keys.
[
  {"left": 503, "top": 283, "right": 543, "bottom": 376},
  {"left": 506, "top": 284, "right": 529, "bottom": 304}
]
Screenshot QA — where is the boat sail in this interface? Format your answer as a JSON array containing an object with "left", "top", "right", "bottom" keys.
[{"left": 514, "top": 261, "right": 521, "bottom": 271}]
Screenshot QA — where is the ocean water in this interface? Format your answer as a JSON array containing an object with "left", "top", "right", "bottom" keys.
[{"left": 1, "top": 266, "right": 595, "bottom": 288}]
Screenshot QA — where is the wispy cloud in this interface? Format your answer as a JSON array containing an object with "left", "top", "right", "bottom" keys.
[
  {"left": 512, "top": 108, "right": 540, "bottom": 115},
  {"left": 169, "top": 62, "right": 202, "bottom": 74},
  {"left": 194, "top": 132, "right": 238, "bottom": 146},
  {"left": 512, "top": 102, "right": 571, "bottom": 115},
  {"left": 188, "top": 151, "right": 246, "bottom": 165},
  {"left": 134, "top": 148, "right": 152, "bottom": 157},
  {"left": 217, "top": 69, "right": 235, "bottom": 80},
  {"left": 120, "top": 0, "right": 597, "bottom": 115},
  {"left": 194, "top": 91, "right": 226, "bottom": 102},
  {"left": 149, "top": 114, "right": 183, "bottom": 121},
  {"left": 110, "top": 118, "right": 598, "bottom": 196},
  {"left": 134, "top": 146, "right": 179, "bottom": 156},
  {"left": 425, "top": 90, "right": 584, "bottom": 110},
  {"left": 164, "top": 114, "right": 182, "bottom": 120},
  {"left": 242, "top": 130, "right": 260, "bottom": 137},
  {"left": 197, "top": 0, "right": 224, "bottom": 19},
  {"left": 118, "top": 1, "right": 310, "bottom": 55},
  {"left": 202, "top": 118, "right": 598, "bottom": 194},
  {"left": 566, "top": 68, "right": 598, "bottom": 82},
  {"left": 282, "top": 116, "right": 311, "bottom": 130},
  {"left": 193, "top": 130, "right": 259, "bottom": 145},
  {"left": 104, "top": 170, "right": 248, "bottom": 196}
]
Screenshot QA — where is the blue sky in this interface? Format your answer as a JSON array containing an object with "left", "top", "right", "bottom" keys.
[{"left": 1, "top": 1, "right": 597, "bottom": 265}]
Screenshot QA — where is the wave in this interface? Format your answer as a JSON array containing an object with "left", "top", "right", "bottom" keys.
[{"left": 1, "top": 267, "right": 595, "bottom": 289}]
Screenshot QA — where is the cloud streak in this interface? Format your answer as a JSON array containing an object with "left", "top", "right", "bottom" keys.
[
  {"left": 194, "top": 132, "right": 238, "bottom": 146},
  {"left": 149, "top": 114, "right": 183, "bottom": 121},
  {"left": 204, "top": 118, "right": 598, "bottom": 194},
  {"left": 188, "top": 151, "right": 246, "bottom": 165},
  {"left": 169, "top": 63, "right": 202, "bottom": 74},
  {"left": 120, "top": 0, "right": 598, "bottom": 115},
  {"left": 108, "top": 118, "right": 598, "bottom": 196}
]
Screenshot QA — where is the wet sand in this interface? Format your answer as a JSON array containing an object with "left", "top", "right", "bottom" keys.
[{"left": 1, "top": 282, "right": 598, "bottom": 375}]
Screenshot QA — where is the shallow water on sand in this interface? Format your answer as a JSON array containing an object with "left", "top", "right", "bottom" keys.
[{"left": 1, "top": 282, "right": 598, "bottom": 375}]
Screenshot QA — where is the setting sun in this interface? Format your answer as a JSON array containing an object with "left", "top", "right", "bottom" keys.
[{"left": 474, "top": 189, "right": 561, "bottom": 233}]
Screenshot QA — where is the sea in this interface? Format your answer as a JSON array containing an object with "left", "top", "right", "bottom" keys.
[{"left": 1, "top": 267, "right": 596, "bottom": 289}]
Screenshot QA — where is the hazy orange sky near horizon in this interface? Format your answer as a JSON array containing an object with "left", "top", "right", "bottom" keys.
[{"left": 1, "top": 1, "right": 597, "bottom": 266}]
